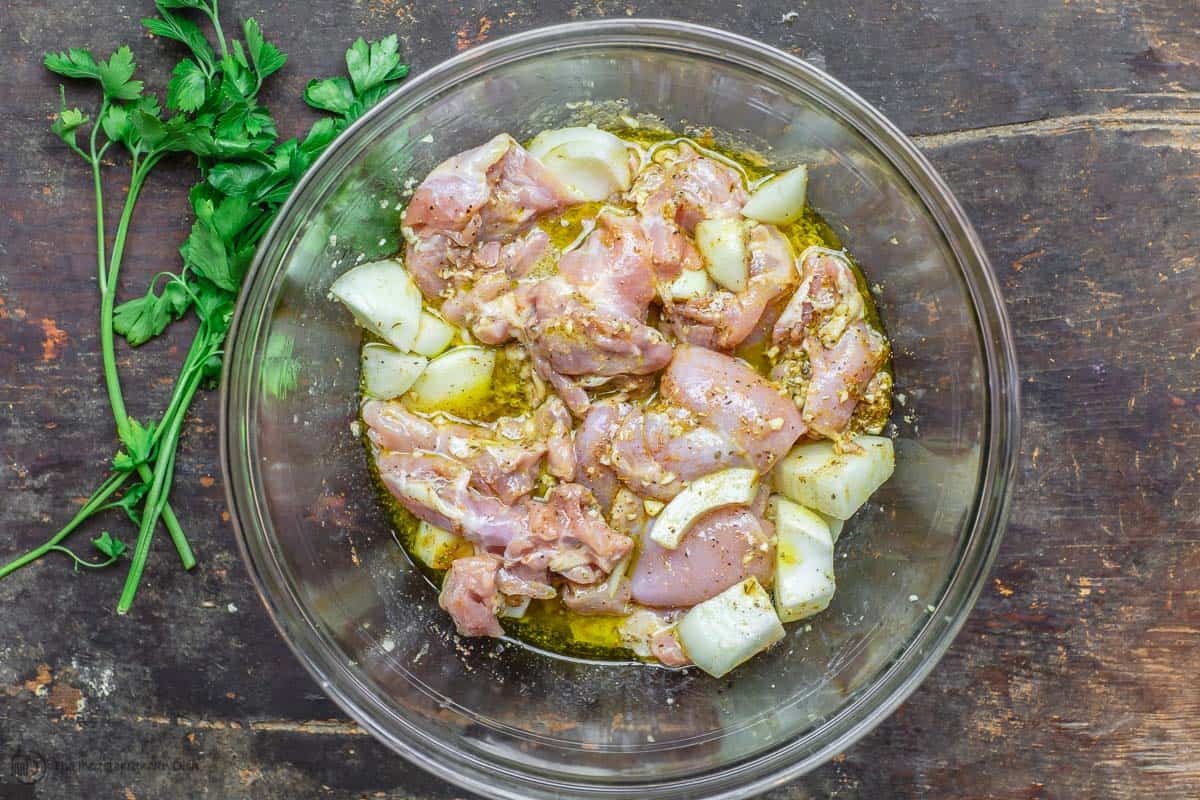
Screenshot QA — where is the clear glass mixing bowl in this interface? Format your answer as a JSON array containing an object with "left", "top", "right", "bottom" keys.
[{"left": 221, "top": 20, "right": 1019, "bottom": 800}]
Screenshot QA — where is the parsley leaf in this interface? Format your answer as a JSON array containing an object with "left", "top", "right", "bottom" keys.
[
  {"left": 44, "top": 48, "right": 102, "bottom": 80},
  {"left": 113, "top": 417, "right": 157, "bottom": 472},
  {"left": 142, "top": 9, "right": 215, "bottom": 74},
  {"left": 133, "top": 110, "right": 219, "bottom": 155},
  {"left": 211, "top": 195, "right": 257, "bottom": 240},
  {"left": 104, "top": 482, "right": 150, "bottom": 525},
  {"left": 101, "top": 104, "right": 132, "bottom": 145},
  {"left": 214, "top": 99, "right": 275, "bottom": 140},
  {"left": 167, "top": 58, "right": 208, "bottom": 112},
  {"left": 345, "top": 35, "right": 406, "bottom": 95},
  {"left": 243, "top": 19, "right": 286, "bottom": 84},
  {"left": 51, "top": 87, "right": 90, "bottom": 149},
  {"left": 98, "top": 46, "right": 145, "bottom": 101},
  {"left": 343, "top": 83, "right": 400, "bottom": 125},
  {"left": 113, "top": 278, "right": 192, "bottom": 346},
  {"left": 304, "top": 77, "right": 355, "bottom": 115},
  {"left": 205, "top": 161, "right": 269, "bottom": 197},
  {"left": 180, "top": 217, "right": 236, "bottom": 291},
  {"left": 219, "top": 54, "right": 256, "bottom": 99},
  {"left": 92, "top": 532, "right": 128, "bottom": 561},
  {"left": 301, "top": 117, "right": 340, "bottom": 154}
]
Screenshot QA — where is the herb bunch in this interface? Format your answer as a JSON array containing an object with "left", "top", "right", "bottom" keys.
[{"left": 0, "top": 0, "right": 409, "bottom": 612}]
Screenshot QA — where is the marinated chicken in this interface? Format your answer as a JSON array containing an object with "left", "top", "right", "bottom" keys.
[{"left": 332, "top": 127, "right": 896, "bottom": 677}]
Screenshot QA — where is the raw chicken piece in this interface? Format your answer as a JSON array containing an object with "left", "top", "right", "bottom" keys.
[
  {"left": 624, "top": 141, "right": 748, "bottom": 282},
  {"left": 403, "top": 232, "right": 457, "bottom": 300},
  {"left": 524, "top": 277, "right": 673, "bottom": 415},
  {"left": 772, "top": 247, "right": 864, "bottom": 349},
  {"left": 608, "top": 486, "right": 650, "bottom": 538},
  {"left": 401, "top": 134, "right": 565, "bottom": 344},
  {"left": 562, "top": 579, "right": 633, "bottom": 616},
  {"left": 439, "top": 554, "right": 505, "bottom": 637},
  {"left": 375, "top": 451, "right": 531, "bottom": 549},
  {"left": 630, "top": 506, "right": 774, "bottom": 607},
  {"left": 366, "top": 404, "right": 536, "bottom": 504},
  {"left": 618, "top": 607, "right": 689, "bottom": 665},
  {"left": 363, "top": 396, "right": 573, "bottom": 504},
  {"left": 557, "top": 211, "right": 658, "bottom": 319},
  {"left": 526, "top": 277, "right": 672, "bottom": 376},
  {"left": 437, "top": 228, "right": 551, "bottom": 344},
  {"left": 607, "top": 404, "right": 746, "bottom": 501},
  {"left": 561, "top": 486, "right": 644, "bottom": 615},
  {"left": 802, "top": 320, "right": 889, "bottom": 438},
  {"left": 631, "top": 142, "right": 748, "bottom": 233},
  {"left": 577, "top": 347, "right": 802, "bottom": 501},
  {"left": 771, "top": 248, "right": 889, "bottom": 440},
  {"left": 499, "top": 484, "right": 634, "bottom": 598},
  {"left": 573, "top": 401, "right": 626, "bottom": 509},
  {"left": 661, "top": 345, "right": 805, "bottom": 474},
  {"left": 521, "top": 211, "right": 674, "bottom": 413},
  {"left": 535, "top": 395, "right": 578, "bottom": 480},
  {"left": 666, "top": 223, "right": 798, "bottom": 351},
  {"left": 404, "top": 133, "right": 570, "bottom": 246},
  {"left": 650, "top": 629, "right": 691, "bottom": 667}
]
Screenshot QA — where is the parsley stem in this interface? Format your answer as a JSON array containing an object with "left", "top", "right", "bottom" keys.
[
  {"left": 101, "top": 153, "right": 195, "bottom": 571},
  {"left": 0, "top": 471, "right": 130, "bottom": 580},
  {"left": 46, "top": 546, "right": 120, "bottom": 571},
  {"left": 148, "top": 323, "right": 214, "bottom": 455},
  {"left": 90, "top": 99, "right": 109, "bottom": 293},
  {"left": 117, "top": 342, "right": 206, "bottom": 613},
  {"left": 206, "top": 0, "right": 230, "bottom": 62},
  {"left": 92, "top": 157, "right": 107, "bottom": 291}
]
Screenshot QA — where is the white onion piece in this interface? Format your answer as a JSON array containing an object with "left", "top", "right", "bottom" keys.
[
  {"left": 410, "top": 311, "right": 456, "bottom": 357},
  {"left": 694, "top": 218, "right": 750, "bottom": 292},
  {"left": 329, "top": 259, "right": 422, "bottom": 351},
  {"left": 649, "top": 468, "right": 758, "bottom": 549},
  {"left": 411, "top": 520, "right": 470, "bottom": 570},
  {"left": 528, "top": 127, "right": 632, "bottom": 202},
  {"left": 361, "top": 343, "right": 427, "bottom": 400},
  {"left": 773, "top": 435, "right": 894, "bottom": 519},
  {"left": 741, "top": 165, "right": 809, "bottom": 225},
  {"left": 663, "top": 268, "right": 715, "bottom": 301},
  {"left": 676, "top": 577, "right": 784, "bottom": 678},
  {"left": 769, "top": 496, "right": 836, "bottom": 622},
  {"left": 405, "top": 346, "right": 496, "bottom": 413}
]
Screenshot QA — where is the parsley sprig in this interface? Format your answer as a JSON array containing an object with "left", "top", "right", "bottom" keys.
[{"left": 0, "top": 0, "right": 409, "bottom": 612}]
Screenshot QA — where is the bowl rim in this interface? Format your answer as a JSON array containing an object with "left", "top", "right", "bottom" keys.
[{"left": 222, "top": 18, "right": 1020, "bottom": 800}]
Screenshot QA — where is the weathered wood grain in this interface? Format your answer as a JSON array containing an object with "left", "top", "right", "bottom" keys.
[{"left": 1, "top": 1, "right": 1198, "bottom": 798}]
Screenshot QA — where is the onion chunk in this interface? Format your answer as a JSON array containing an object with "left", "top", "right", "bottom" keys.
[
  {"left": 361, "top": 343, "right": 427, "bottom": 400},
  {"left": 405, "top": 346, "right": 497, "bottom": 414},
  {"left": 773, "top": 436, "right": 894, "bottom": 520},
  {"left": 329, "top": 259, "right": 423, "bottom": 351},
  {"left": 676, "top": 577, "right": 784, "bottom": 678},
  {"left": 769, "top": 496, "right": 836, "bottom": 622},
  {"left": 694, "top": 218, "right": 750, "bottom": 292},
  {"left": 649, "top": 468, "right": 758, "bottom": 549},
  {"left": 528, "top": 127, "right": 633, "bottom": 202},
  {"left": 741, "top": 165, "right": 808, "bottom": 225}
]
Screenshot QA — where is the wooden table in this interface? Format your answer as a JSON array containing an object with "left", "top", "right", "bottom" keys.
[{"left": 2, "top": 1, "right": 1197, "bottom": 797}]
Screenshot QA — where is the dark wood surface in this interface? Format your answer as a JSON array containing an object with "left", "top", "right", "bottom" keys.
[{"left": 2, "top": 1, "right": 1198, "bottom": 798}]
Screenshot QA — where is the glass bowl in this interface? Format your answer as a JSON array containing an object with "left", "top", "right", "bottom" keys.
[{"left": 221, "top": 20, "right": 1019, "bottom": 800}]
